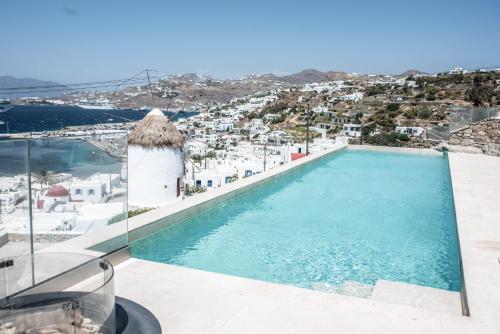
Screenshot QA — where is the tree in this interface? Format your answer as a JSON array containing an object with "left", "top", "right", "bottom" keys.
[
  {"left": 465, "top": 85, "right": 495, "bottom": 106},
  {"left": 365, "top": 133, "right": 409, "bottom": 147},
  {"left": 425, "top": 86, "right": 438, "bottom": 101},
  {"left": 205, "top": 150, "right": 217, "bottom": 159},
  {"left": 417, "top": 106, "right": 432, "bottom": 119},
  {"left": 191, "top": 154, "right": 202, "bottom": 165},
  {"left": 365, "top": 85, "right": 387, "bottom": 96},
  {"left": 386, "top": 103, "right": 400, "bottom": 112}
]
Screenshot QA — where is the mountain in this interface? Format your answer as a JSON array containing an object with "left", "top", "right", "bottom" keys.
[
  {"left": 279, "top": 69, "right": 330, "bottom": 85},
  {"left": 0, "top": 76, "right": 64, "bottom": 98},
  {"left": 396, "top": 69, "right": 429, "bottom": 77}
]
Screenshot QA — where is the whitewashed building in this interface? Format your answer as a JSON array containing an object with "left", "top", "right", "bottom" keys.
[
  {"left": 395, "top": 126, "right": 426, "bottom": 137},
  {"left": 128, "top": 108, "right": 186, "bottom": 207},
  {"left": 341, "top": 124, "right": 362, "bottom": 137}
]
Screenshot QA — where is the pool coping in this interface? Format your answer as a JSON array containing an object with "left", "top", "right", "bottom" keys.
[
  {"left": 348, "top": 144, "right": 443, "bottom": 156},
  {"left": 447, "top": 152, "right": 500, "bottom": 326}
]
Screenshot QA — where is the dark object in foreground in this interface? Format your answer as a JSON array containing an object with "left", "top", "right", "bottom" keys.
[{"left": 115, "top": 296, "right": 162, "bottom": 334}]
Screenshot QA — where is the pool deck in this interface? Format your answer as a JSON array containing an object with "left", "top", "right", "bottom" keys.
[
  {"left": 448, "top": 152, "right": 500, "bottom": 326},
  {"left": 112, "top": 149, "right": 500, "bottom": 333}
]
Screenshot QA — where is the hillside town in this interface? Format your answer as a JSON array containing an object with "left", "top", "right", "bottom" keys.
[{"left": 1, "top": 66, "right": 499, "bottom": 248}]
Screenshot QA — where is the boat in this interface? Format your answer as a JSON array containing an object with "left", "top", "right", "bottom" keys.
[
  {"left": 76, "top": 103, "right": 116, "bottom": 110},
  {"left": 0, "top": 101, "right": 13, "bottom": 113}
]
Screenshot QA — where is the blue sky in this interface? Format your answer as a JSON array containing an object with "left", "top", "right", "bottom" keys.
[{"left": 2, "top": 0, "right": 499, "bottom": 82}]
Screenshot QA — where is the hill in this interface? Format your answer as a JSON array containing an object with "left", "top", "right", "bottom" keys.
[
  {"left": 396, "top": 69, "right": 429, "bottom": 77},
  {"left": 0, "top": 76, "right": 64, "bottom": 98}
]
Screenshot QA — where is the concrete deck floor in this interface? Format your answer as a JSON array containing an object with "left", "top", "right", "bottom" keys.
[{"left": 112, "top": 152, "right": 500, "bottom": 333}]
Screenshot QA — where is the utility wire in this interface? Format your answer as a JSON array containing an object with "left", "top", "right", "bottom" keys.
[
  {"left": 0, "top": 77, "right": 159, "bottom": 95},
  {"left": 0, "top": 76, "right": 157, "bottom": 91}
]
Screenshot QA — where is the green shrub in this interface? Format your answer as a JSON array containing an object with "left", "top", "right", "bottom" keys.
[{"left": 365, "top": 133, "right": 409, "bottom": 147}]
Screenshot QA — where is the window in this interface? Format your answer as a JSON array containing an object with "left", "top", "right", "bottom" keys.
[
  {"left": 225, "top": 176, "right": 232, "bottom": 184},
  {"left": 207, "top": 180, "right": 213, "bottom": 187},
  {"left": 88, "top": 189, "right": 95, "bottom": 195},
  {"left": 75, "top": 189, "right": 82, "bottom": 195},
  {"left": 196, "top": 180, "right": 202, "bottom": 188},
  {"left": 177, "top": 177, "right": 181, "bottom": 197}
]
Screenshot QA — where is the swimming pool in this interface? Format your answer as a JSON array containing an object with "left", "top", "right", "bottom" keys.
[{"left": 131, "top": 149, "right": 461, "bottom": 292}]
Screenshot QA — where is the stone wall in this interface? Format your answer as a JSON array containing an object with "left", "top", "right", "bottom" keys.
[{"left": 448, "top": 118, "right": 500, "bottom": 156}]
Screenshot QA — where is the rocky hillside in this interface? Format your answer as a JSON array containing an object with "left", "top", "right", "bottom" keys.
[{"left": 449, "top": 118, "right": 500, "bottom": 156}]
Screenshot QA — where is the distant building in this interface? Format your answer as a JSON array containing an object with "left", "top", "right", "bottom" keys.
[
  {"left": 263, "top": 113, "right": 281, "bottom": 122},
  {"left": 449, "top": 67, "right": 464, "bottom": 75},
  {"left": 0, "top": 192, "right": 19, "bottom": 215},
  {"left": 339, "top": 92, "right": 364, "bottom": 102},
  {"left": 312, "top": 106, "right": 329, "bottom": 114},
  {"left": 70, "top": 173, "right": 120, "bottom": 203},
  {"left": 395, "top": 126, "right": 426, "bottom": 137},
  {"left": 341, "top": 124, "right": 362, "bottom": 137}
]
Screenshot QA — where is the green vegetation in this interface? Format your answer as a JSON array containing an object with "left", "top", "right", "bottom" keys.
[
  {"left": 365, "top": 133, "right": 410, "bottom": 147},
  {"left": 128, "top": 207, "right": 154, "bottom": 218},
  {"left": 404, "top": 106, "right": 433, "bottom": 119},
  {"left": 184, "top": 184, "right": 207, "bottom": 196},
  {"left": 191, "top": 154, "right": 202, "bottom": 164},
  {"left": 205, "top": 150, "right": 217, "bottom": 159},
  {"left": 270, "top": 114, "right": 287, "bottom": 124},
  {"left": 465, "top": 85, "right": 495, "bottom": 106},
  {"left": 425, "top": 86, "right": 439, "bottom": 101},
  {"left": 260, "top": 102, "right": 288, "bottom": 116},
  {"left": 385, "top": 103, "right": 400, "bottom": 112},
  {"left": 365, "top": 84, "right": 387, "bottom": 96},
  {"left": 367, "top": 112, "right": 396, "bottom": 130}
]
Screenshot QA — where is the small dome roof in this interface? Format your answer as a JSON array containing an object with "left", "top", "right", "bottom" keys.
[
  {"left": 46, "top": 185, "right": 69, "bottom": 197},
  {"left": 128, "top": 108, "right": 185, "bottom": 149}
]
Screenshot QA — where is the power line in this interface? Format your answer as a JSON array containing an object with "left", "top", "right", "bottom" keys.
[
  {"left": 0, "top": 76, "right": 157, "bottom": 91},
  {"left": 0, "top": 77, "right": 159, "bottom": 95}
]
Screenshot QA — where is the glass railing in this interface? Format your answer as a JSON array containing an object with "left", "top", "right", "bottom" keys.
[
  {"left": 0, "top": 133, "right": 128, "bottom": 296},
  {"left": 449, "top": 106, "right": 499, "bottom": 131},
  {"left": 0, "top": 253, "right": 115, "bottom": 334}
]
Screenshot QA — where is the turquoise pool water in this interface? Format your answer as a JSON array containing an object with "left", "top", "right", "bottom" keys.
[{"left": 132, "top": 149, "right": 461, "bottom": 291}]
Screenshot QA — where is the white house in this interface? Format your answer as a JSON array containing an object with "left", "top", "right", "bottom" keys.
[
  {"left": 70, "top": 173, "right": 120, "bottom": 203},
  {"left": 341, "top": 124, "right": 362, "bottom": 137},
  {"left": 0, "top": 192, "right": 19, "bottom": 214},
  {"left": 339, "top": 92, "right": 364, "bottom": 102},
  {"left": 449, "top": 67, "right": 464, "bottom": 75},
  {"left": 312, "top": 106, "right": 329, "bottom": 114},
  {"left": 263, "top": 113, "right": 281, "bottom": 122},
  {"left": 395, "top": 126, "right": 426, "bottom": 137}
]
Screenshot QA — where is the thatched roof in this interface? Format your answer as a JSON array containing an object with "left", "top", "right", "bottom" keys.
[{"left": 128, "top": 108, "right": 185, "bottom": 149}]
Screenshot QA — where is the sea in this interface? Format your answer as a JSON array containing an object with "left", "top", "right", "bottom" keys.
[
  {"left": 0, "top": 138, "right": 123, "bottom": 178},
  {"left": 0, "top": 105, "right": 197, "bottom": 134},
  {"left": 0, "top": 105, "right": 198, "bottom": 177}
]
